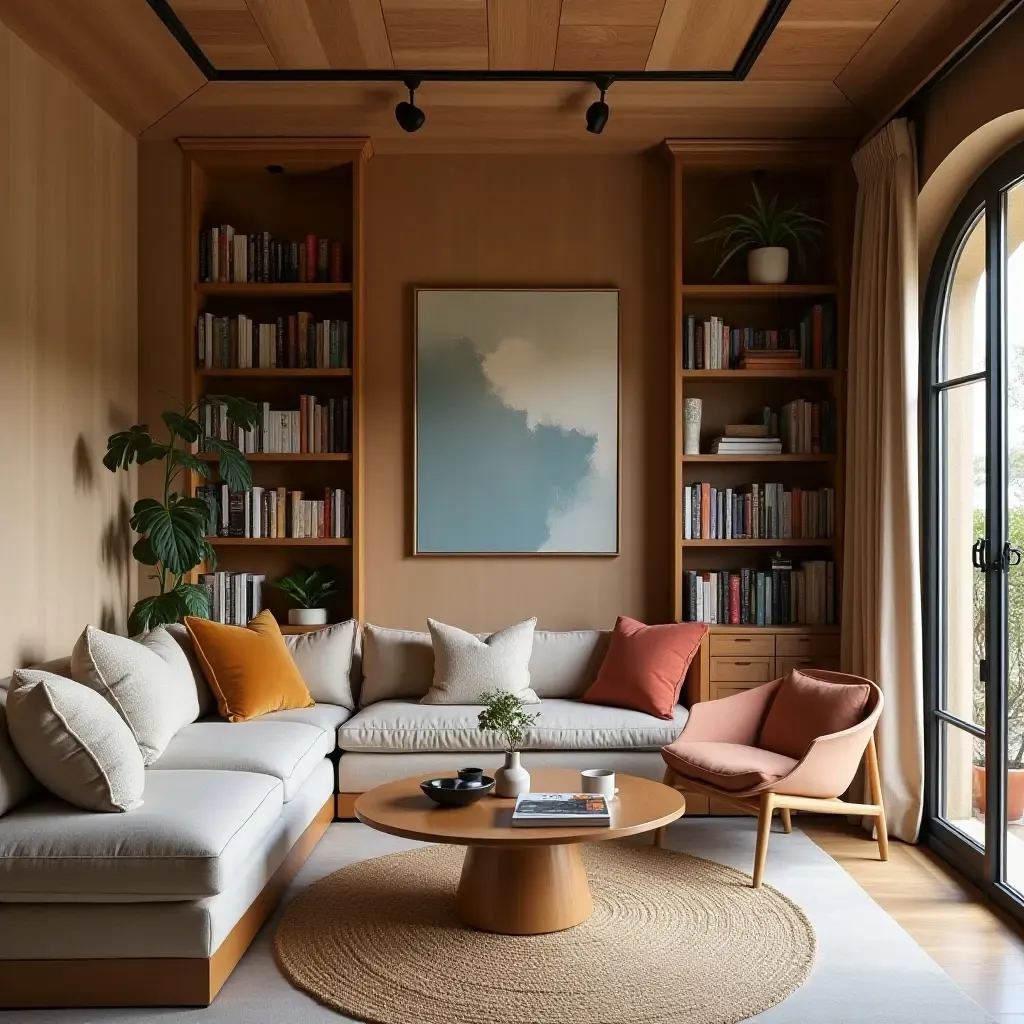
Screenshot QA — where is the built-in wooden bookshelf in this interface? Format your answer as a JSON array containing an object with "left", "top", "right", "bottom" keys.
[
  {"left": 668, "top": 141, "right": 853, "bottom": 737},
  {"left": 181, "top": 138, "right": 371, "bottom": 624}
]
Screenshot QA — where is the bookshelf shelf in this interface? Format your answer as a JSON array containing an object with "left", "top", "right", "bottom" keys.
[
  {"left": 206, "top": 537, "right": 352, "bottom": 547},
  {"left": 683, "top": 453, "right": 835, "bottom": 463},
  {"left": 196, "top": 452, "right": 351, "bottom": 462},
  {"left": 183, "top": 138, "right": 370, "bottom": 624},
  {"left": 681, "top": 539, "right": 835, "bottom": 548},
  {"left": 681, "top": 369, "right": 839, "bottom": 381},
  {"left": 680, "top": 284, "right": 838, "bottom": 299},
  {"left": 668, "top": 140, "right": 852, "bottom": 711},
  {"left": 197, "top": 368, "right": 352, "bottom": 378},
  {"left": 195, "top": 283, "right": 352, "bottom": 296}
]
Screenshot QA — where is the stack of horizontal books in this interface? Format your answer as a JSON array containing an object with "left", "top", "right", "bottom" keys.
[
  {"left": 709, "top": 422, "right": 782, "bottom": 456},
  {"left": 741, "top": 346, "right": 803, "bottom": 371}
]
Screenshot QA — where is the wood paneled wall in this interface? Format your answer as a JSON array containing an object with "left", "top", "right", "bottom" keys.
[
  {"left": 362, "top": 154, "right": 672, "bottom": 630},
  {"left": 0, "top": 19, "right": 137, "bottom": 673},
  {"left": 137, "top": 149, "right": 673, "bottom": 632}
]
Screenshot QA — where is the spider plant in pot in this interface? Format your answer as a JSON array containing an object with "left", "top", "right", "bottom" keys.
[
  {"left": 269, "top": 566, "right": 338, "bottom": 626},
  {"left": 477, "top": 691, "right": 540, "bottom": 797},
  {"left": 697, "top": 181, "right": 828, "bottom": 285}
]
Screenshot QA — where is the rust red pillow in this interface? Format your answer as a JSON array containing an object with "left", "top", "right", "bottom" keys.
[{"left": 581, "top": 616, "right": 708, "bottom": 720}]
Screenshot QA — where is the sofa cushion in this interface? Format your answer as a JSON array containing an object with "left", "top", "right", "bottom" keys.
[
  {"left": 662, "top": 740, "right": 797, "bottom": 793},
  {"left": 284, "top": 620, "right": 359, "bottom": 710},
  {"left": 0, "top": 769, "right": 283, "bottom": 900},
  {"left": 338, "top": 698, "right": 687, "bottom": 753},
  {"left": 7, "top": 670, "right": 145, "bottom": 813},
  {"left": 422, "top": 617, "right": 539, "bottom": 705},
  {"left": 361, "top": 624, "right": 612, "bottom": 706},
  {"left": 582, "top": 617, "right": 707, "bottom": 720},
  {"left": 185, "top": 611, "right": 314, "bottom": 722},
  {"left": 0, "top": 689, "right": 35, "bottom": 817},
  {"left": 148, "top": 721, "right": 333, "bottom": 801},
  {"left": 759, "top": 669, "right": 872, "bottom": 759},
  {"left": 71, "top": 625, "right": 200, "bottom": 763},
  {"left": 163, "top": 623, "right": 217, "bottom": 718},
  {"left": 259, "top": 703, "right": 351, "bottom": 732}
]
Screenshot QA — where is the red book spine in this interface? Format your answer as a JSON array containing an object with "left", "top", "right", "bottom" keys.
[
  {"left": 700, "top": 482, "right": 710, "bottom": 539},
  {"left": 812, "top": 304, "right": 824, "bottom": 369},
  {"left": 305, "top": 235, "right": 317, "bottom": 283},
  {"left": 330, "top": 242, "right": 343, "bottom": 283},
  {"left": 730, "top": 575, "right": 741, "bottom": 624}
]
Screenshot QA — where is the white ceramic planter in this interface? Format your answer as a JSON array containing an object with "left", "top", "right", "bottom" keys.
[
  {"left": 288, "top": 607, "right": 328, "bottom": 626},
  {"left": 747, "top": 246, "right": 790, "bottom": 284},
  {"left": 683, "top": 398, "right": 702, "bottom": 455},
  {"left": 494, "top": 751, "right": 531, "bottom": 798}
]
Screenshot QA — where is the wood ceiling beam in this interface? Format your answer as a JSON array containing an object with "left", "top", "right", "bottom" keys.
[
  {"left": 0, "top": 0, "right": 206, "bottom": 135},
  {"left": 244, "top": 0, "right": 329, "bottom": 68},
  {"left": 487, "top": 0, "right": 560, "bottom": 70},
  {"left": 647, "top": 0, "right": 769, "bottom": 72}
]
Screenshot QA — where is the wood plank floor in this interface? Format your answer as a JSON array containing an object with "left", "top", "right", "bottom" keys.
[{"left": 805, "top": 819, "right": 1024, "bottom": 1022}]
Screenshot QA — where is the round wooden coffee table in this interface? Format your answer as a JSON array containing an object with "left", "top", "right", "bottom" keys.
[{"left": 354, "top": 768, "right": 686, "bottom": 935}]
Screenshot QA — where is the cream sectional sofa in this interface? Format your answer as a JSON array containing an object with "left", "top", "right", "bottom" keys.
[
  {"left": 0, "top": 622, "right": 689, "bottom": 1008},
  {"left": 333, "top": 625, "right": 689, "bottom": 814}
]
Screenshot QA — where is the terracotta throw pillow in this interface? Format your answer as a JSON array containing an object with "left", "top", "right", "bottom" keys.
[
  {"left": 581, "top": 617, "right": 707, "bottom": 720},
  {"left": 184, "top": 611, "right": 314, "bottom": 723},
  {"left": 758, "top": 669, "right": 871, "bottom": 759}
]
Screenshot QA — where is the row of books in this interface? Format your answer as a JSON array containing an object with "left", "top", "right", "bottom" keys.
[
  {"left": 196, "top": 313, "right": 351, "bottom": 370},
  {"left": 682, "top": 302, "right": 837, "bottom": 370},
  {"left": 683, "top": 559, "right": 836, "bottom": 626},
  {"left": 197, "top": 485, "right": 351, "bottom": 539},
  {"left": 198, "top": 228, "right": 346, "bottom": 284},
  {"left": 196, "top": 572, "right": 265, "bottom": 626},
  {"left": 199, "top": 396, "right": 351, "bottom": 455},
  {"left": 684, "top": 483, "right": 835, "bottom": 540},
  {"left": 775, "top": 400, "right": 836, "bottom": 454}
]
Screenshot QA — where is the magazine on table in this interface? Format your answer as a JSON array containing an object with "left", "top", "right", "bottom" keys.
[{"left": 511, "top": 792, "right": 611, "bottom": 827}]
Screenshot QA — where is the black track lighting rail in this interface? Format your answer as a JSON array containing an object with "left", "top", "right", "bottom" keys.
[{"left": 144, "top": 0, "right": 793, "bottom": 84}]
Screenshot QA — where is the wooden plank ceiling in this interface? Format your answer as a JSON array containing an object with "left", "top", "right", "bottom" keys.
[{"left": 0, "top": 0, "right": 1015, "bottom": 146}]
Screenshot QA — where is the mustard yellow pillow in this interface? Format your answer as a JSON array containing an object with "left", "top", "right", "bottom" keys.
[{"left": 184, "top": 611, "right": 314, "bottom": 723}]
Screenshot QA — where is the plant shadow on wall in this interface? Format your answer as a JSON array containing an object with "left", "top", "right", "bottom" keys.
[{"left": 103, "top": 394, "right": 259, "bottom": 634}]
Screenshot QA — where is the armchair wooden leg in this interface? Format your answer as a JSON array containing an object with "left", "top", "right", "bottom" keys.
[
  {"left": 752, "top": 793, "right": 775, "bottom": 889},
  {"left": 780, "top": 808, "right": 792, "bottom": 834},
  {"left": 654, "top": 768, "right": 684, "bottom": 847},
  {"left": 865, "top": 734, "right": 889, "bottom": 862}
]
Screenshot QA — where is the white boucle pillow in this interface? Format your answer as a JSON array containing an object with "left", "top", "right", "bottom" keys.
[
  {"left": 0, "top": 688, "right": 36, "bottom": 816},
  {"left": 71, "top": 625, "right": 199, "bottom": 764},
  {"left": 284, "top": 619, "right": 358, "bottom": 711},
  {"left": 421, "top": 617, "right": 539, "bottom": 706},
  {"left": 7, "top": 670, "right": 144, "bottom": 812}
]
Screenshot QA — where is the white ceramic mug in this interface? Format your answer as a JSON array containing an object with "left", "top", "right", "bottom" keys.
[{"left": 581, "top": 769, "right": 618, "bottom": 800}]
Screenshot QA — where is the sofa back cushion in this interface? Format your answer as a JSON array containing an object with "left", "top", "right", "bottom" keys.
[
  {"left": 360, "top": 624, "right": 611, "bottom": 707},
  {"left": 0, "top": 688, "right": 36, "bottom": 817},
  {"left": 758, "top": 669, "right": 872, "bottom": 759},
  {"left": 285, "top": 619, "right": 359, "bottom": 711}
]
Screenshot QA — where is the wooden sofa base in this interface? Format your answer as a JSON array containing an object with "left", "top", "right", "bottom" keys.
[
  {"left": 0, "top": 795, "right": 334, "bottom": 1009},
  {"left": 337, "top": 792, "right": 359, "bottom": 818}
]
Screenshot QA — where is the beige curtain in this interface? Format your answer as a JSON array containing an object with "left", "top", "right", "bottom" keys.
[{"left": 843, "top": 118, "right": 924, "bottom": 843}]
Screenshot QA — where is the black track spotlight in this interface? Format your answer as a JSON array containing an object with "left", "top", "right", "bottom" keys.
[
  {"left": 395, "top": 77, "right": 425, "bottom": 133},
  {"left": 585, "top": 76, "right": 613, "bottom": 135}
]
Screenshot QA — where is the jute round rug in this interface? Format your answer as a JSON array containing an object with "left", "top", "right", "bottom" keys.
[{"left": 275, "top": 842, "right": 815, "bottom": 1024}]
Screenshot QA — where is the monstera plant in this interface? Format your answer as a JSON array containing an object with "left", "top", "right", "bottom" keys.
[{"left": 104, "top": 395, "right": 259, "bottom": 634}]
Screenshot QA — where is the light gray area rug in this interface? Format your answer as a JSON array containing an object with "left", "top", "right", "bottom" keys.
[{"left": 0, "top": 819, "right": 995, "bottom": 1024}]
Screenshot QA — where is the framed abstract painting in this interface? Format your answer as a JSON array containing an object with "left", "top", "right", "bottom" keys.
[{"left": 414, "top": 288, "right": 620, "bottom": 555}]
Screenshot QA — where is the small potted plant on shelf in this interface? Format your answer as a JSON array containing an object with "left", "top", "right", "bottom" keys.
[
  {"left": 697, "top": 180, "right": 827, "bottom": 285},
  {"left": 269, "top": 566, "right": 338, "bottom": 627},
  {"left": 477, "top": 691, "right": 540, "bottom": 798}
]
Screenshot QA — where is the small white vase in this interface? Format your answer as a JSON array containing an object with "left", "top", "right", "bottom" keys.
[
  {"left": 288, "top": 608, "right": 328, "bottom": 626},
  {"left": 494, "top": 751, "right": 530, "bottom": 798},
  {"left": 683, "top": 398, "right": 702, "bottom": 455},
  {"left": 747, "top": 246, "right": 790, "bottom": 284}
]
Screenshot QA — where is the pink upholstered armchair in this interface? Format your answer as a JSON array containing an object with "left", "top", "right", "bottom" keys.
[{"left": 655, "top": 669, "right": 887, "bottom": 888}]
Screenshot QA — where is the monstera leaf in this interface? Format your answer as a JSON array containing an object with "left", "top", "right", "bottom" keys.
[{"left": 128, "top": 584, "right": 211, "bottom": 635}]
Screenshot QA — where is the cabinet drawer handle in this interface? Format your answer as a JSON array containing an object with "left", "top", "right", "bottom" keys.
[
  {"left": 734, "top": 638, "right": 751, "bottom": 643},
  {"left": 734, "top": 661, "right": 752, "bottom": 666}
]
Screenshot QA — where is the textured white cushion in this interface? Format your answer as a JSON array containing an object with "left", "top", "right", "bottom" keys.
[
  {"left": 0, "top": 769, "right": 283, "bottom": 899},
  {"left": 361, "top": 624, "right": 611, "bottom": 705},
  {"left": 421, "top": 617, "right": 539, "bottom": 705},
  {"left": 284, "top": 620, "right": 358, "bottom": 710},
  {"left": 71, "top": 625, "right": 199, "bottom": 763},
  {"left": 0, "top": 689, "right": 35, "bottom": 816},
  {"left": 148, "top": 720, "right": 333, "bottom": 801},
  {"left": 338, "top": 698, "right": 687, "bottom": 753},
  {"left": 6, "top": 670, "right": 145, "bottom": 813},
  {"left": 258, "top": 703, "right": 351, "bottom": 732},
  {"left": 163, "top": 622, "right": 216, "bottom": 718}
]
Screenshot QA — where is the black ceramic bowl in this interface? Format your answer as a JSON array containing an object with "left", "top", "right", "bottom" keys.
[{"left": 420, "top": 776, "right": 496, "bottom": 807}]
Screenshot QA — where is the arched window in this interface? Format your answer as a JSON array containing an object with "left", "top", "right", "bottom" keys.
[{"left": 923, "top": 140, "right": 1024, "bottom": 919}]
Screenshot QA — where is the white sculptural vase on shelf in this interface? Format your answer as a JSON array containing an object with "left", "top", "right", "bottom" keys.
[{"left": 684, "top": 398, "right": 702, "bottom": 455}]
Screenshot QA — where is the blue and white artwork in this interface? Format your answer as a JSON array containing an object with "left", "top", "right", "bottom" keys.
[{"left": 415, "top": 289, "right": 619, "bottom": 554}]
